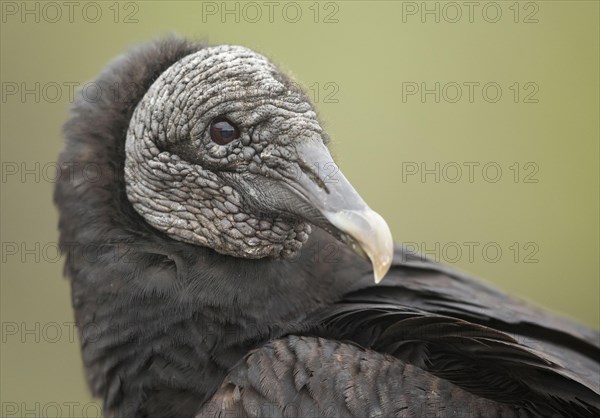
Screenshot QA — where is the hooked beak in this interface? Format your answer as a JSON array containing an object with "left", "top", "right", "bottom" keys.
[
  {"left": 284, "top": 141, "right": 393, "bottom": 283},
  {"left": 231, "top": 140, "right": 394, "bottom": 283},
  {"left": 322, "top": 209, "right": 393, "bottom": 283}
]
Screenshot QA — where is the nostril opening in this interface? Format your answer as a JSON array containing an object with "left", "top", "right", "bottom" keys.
[{"left": 298, "top": 160, "right": 330, "bottom": 194}]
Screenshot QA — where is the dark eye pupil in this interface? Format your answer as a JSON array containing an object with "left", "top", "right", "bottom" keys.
[{"left": 210, "top": 119, "right": 239, "bottom": 145}]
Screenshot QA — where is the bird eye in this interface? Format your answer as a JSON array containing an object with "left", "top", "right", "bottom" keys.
[{"left": 210, "top": 118, "right": 240, "bottom": 145}]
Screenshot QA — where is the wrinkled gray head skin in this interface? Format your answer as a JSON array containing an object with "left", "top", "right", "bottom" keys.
[
  {"left": 125, "top": 44, "right": 394, "bottom": 279},
  {"left": 125, "top": 45, "right": 320, "bottom": 259}
]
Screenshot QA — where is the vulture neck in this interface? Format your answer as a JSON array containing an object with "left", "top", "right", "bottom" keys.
[{"left": 69, "top": 230, "right": 368, "bottom": 415}]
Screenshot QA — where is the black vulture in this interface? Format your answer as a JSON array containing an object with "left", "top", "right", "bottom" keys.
[{"left": 54, "top": 37, "right": 600, "bottom": 417}]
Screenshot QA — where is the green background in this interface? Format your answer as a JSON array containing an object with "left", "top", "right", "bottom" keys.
[{"left": 1, "top": 0, "right": 598, "bottom": 413}]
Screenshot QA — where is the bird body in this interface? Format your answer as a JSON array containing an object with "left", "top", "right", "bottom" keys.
[{"left": 55, "top": 37, "right": 600, "bottom": 417}]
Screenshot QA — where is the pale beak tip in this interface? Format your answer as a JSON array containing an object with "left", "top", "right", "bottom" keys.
[
  {"left": 371, "top": 233, "right": 393, "bottom": 284},
  {"left": 324, "top": 208, "right": 394, "bottom": 284},
  {"left": 362, "top": 210, "right": 393, "bottom": 284},
  {"left": 373, "top": 254, "right": 392, "bottom": 284}
]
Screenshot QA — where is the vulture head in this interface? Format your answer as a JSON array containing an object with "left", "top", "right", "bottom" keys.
[{"left": 123, "top": 45, "right": 393, "bottom": 281}]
